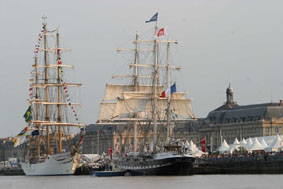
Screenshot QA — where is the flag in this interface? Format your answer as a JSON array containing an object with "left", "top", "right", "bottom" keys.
[
  {"left": 31, "top": 130, "right": 40, "bottom": 136},
  {"left": 160, "top": 83, "right": 177, "bottom": 98},
  {"left": 200, "top": 137, "right": 206, "bottom": 152},
  {"left": 145, "top": 13, "right": 158, "bottom": 23},
  {"left": 157, "top": 28, "right": 165, "bottom": 37},
  {"left": 170, "top": 83, "right": 176, "bottom": 94},
  {"left": 14, "top": 136, "right": 28, "bottom": 147},
  {"left": 17, "top": 126, "right": 29, "bottom": 136},
  {"left": 23, "top": 106, "right": 32, "bottom": 123}
]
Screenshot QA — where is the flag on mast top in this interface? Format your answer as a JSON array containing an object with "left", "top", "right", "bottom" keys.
[{"left": 145, "top": 13, "right": 158, "bottom": 23}]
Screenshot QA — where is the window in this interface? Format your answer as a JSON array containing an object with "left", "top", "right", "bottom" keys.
[
  {"left": 275, "top": 127, "right": 279, "bottom": 133},
  {"left": 265, "top": 128, "right": 269, "bottom": 134}
]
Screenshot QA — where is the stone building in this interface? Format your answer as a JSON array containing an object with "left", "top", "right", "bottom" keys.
[
  {"left": 0, "top": 137, "right": 25, "bottom": 162},
  {"left": 200, "top": 85, "right": 283, "bottom": 152}
]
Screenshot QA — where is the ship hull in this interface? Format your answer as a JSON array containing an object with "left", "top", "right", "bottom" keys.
[
  {"left": 115, "top": 155, "right": 195, "bottom": 176},
  {"left": 21, "top": 152, "right": 77, "bottom": 176}
]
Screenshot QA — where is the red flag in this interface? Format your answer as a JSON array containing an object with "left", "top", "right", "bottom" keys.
[
  {"left": 109, "top": 147, "right": 113, "bottom": 160},
  {"left": 160, "top": 91, "right": 166, "bottom": 98},
  {"left": 200, "top": 137, "right": 206, "bottom": 152},
  {"left": 157, "top": 28, "right": 165, "bottom": 37}
]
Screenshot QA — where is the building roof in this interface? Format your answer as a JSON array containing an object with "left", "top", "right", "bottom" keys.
[{"left": 207, "top": 102, "right": 283, "bottom": 124}]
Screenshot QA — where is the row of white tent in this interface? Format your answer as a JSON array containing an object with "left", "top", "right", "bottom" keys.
[{"left": 218, "top": 135, "right": 283, "bottom": 153}]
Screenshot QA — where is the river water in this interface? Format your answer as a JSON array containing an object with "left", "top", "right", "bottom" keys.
[{"left": 1, "top": 175, "right": 283, "bottom": 189}]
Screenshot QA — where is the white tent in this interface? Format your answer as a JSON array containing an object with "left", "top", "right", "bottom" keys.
[
  {"left": 233, "top": 138, "right": 240, "bottom": 145},
  {"left": 218, "top": 139, "right": 230, "bottom": 153},
  {"left": 265, "top": 135, "right": 282, "bottom": 152},
  {"left": 240, "top": 138, "right": 247, "bottom": 146},
  {"left": 247, "top": 138, "right": 264, "bottom": 152},
  {"left": 229, "top": 145, "right": 239, "bottom": 153},
  {"left": 229, "top": 138, "right": 241, "bottom": 153},
  {"left": 259, "top": 138, "right": 268, "bottom": 148},
  {"left": 245, "top": 138, "right": 253, "bottom": 149}
]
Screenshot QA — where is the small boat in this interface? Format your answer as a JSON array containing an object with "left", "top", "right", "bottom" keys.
[{"left": 91, "top": 170, "right": 126, "bottom": 177}]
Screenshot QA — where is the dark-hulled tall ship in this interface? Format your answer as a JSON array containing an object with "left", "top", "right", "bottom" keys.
[{"left": 97, "top": 13, "right": 195, "bottom": 176}]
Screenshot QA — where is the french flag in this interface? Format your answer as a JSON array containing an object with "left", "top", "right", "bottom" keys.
[{"left": 160, "top": 83, "right": 176, "bottom": 98}]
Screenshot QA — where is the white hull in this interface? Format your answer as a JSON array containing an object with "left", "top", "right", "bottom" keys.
[{"left": 21, "top": 152, "right": 77, "bottom": 176}]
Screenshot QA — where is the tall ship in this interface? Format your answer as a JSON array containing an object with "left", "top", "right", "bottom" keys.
[
  {"left": 15, "top": 17, "right": 86, "bottom": 176},
  {"left": 97, "top": 13, "right": 196, "bottom": 175}
]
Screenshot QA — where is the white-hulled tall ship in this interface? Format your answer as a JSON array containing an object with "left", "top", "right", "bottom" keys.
[
  {"left": 17, "top": 16, "right": 86, "bottom": 176},
  {"left": 97, "top": 13, "right": 196, "bottom": 176}
]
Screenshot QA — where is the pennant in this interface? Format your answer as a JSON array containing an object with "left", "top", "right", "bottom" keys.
[
  {"left": 157, "top": 28, "right": 165, "bottom": 37},
  {"left": 57, "top": 58, "right": 62, "bottom": 65},
  {"left": 146, "top": 13, "right": 158, "bottom": 23},
  {"left": 23, "top": 106, "right": 32, "bottom": 123}
]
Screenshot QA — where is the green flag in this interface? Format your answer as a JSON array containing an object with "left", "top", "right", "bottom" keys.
[{"left": 23, "top": 106, "right": 32, "bottom": 123}]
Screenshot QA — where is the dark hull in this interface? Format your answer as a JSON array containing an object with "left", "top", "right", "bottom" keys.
[{"left": 115, "top": 156, "right": 195, "bottom": 176}]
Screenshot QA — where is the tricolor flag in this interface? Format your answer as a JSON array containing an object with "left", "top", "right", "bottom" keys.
[
  {"left": 157, "top": 28, "right": 165, "bottom": 37},
  {"left": 160, "top": 83, "right": 177, "bottom": 98},
  {"left": 145, "top": 13, "right": 158, "bottom": 23}
]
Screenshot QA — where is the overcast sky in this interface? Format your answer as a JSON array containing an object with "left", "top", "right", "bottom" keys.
[{"left": 1, "top": 0, "right": 283, "bottom": 137}]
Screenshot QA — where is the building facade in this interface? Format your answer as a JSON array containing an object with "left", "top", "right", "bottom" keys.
[
  {"left": 200, "top": 85, "right": 283, "bottom": 152},
  {"left": 82, "top": 120, "right": 200, "bottom": 154}
]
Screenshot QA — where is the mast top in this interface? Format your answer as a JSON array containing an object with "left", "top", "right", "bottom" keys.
[{"left": 42, "top": 15, "right": 47, "bottom": 26}]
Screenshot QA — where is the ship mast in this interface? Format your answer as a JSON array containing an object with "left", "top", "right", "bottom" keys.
[
  {"left": 134, "top": 32, "right": 139, "bottom": 91},
  {"left": 42, "top": 16, "right": 50, "bottom": 155},
  {"left": 152, "top": 22, "right": 158, "bottom": 152},
  {"left": 166, "top": 37, "right": 171, "bottom": 144},
  {"left": 56, "top": 32, "right": 63, "bottom": 153},
  {"left": 133, "top": 32, "right": 139, "bottom": 155}
]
